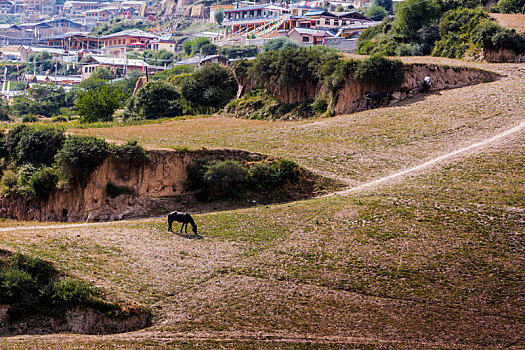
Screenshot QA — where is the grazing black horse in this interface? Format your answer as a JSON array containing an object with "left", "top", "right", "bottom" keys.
[
  {"left": 365, "top": 92, "right": 392, "bottom": 109},
  {"left": 168, "top": 211, "right": 198, "bottom": 235}
]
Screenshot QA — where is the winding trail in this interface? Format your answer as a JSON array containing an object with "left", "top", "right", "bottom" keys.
[{"left": 1, "top": 118, "right": 525, "bottom": 233}]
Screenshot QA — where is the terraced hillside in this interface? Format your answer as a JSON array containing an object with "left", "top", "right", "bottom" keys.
[{"left": 0, "top": 57, "right": 524, "bottom": 349}]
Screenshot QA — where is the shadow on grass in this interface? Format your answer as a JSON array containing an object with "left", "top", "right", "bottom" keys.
[{"left": 172, "top": 231, "right": 203, "bottom": 240}]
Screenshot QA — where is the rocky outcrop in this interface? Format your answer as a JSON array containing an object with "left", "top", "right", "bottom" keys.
[
  {"left": 0, "top": 304, "right": 151, "bottom": 335},
  {"left": 334, "top": 63, "right": 499, "bottom": 114},
  {"left": 0, "top": 149, "right": 264, "bottom": 222}
]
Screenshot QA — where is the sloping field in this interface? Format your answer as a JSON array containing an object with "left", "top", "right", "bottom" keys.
[
  {"left": 490, "top": 13, "right": 525, "bottom": 33},
  {"left": 0, "top": 58, "right": 524, "bottom": 348}
]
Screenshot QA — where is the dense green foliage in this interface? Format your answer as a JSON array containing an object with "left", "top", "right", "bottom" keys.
[
  {"left": 180, "top": 64, "right": 237, "bottom": 111},
  {"left": 74, "top": 85, "right": 123, "bottom": 123},
  {"left": 366, "top": 6, "right": 388, "bottom": 21},
  {"left": 111, "top": 140, "right": 149, "bottom": 166},
  {"left": 372, "top": 0, "right": 393, "bottom": 13},
  {"left": 124, "top": 81, "right": 183, "bottom": 120},
  {"left": 357, "top": 0, "right": 525, "bottom": 58},
  {"left": 353, "top": 55, "right": 404, "bottom": 90},
  {"left": 262, "top": 37, "right": 299, "bottom": 52},
  {"left": 12, "top": 85, "right": 67, "bottom": 118},
  {"left": 250, "top": 46, "right": 341, "bottom": 90},
  {"left": 187, "top": 158, "right": 302, "bottom": 201},
  {"left": 0, "top": 251, "right": 117, "bottom": 320},
  {"left": 5, "top": 125, "right": 65, "bottom": 166},
  {"left": 55, "top": 135, "right": 110, "bottom": 188},
  {"left": 219, "top": 45, "right": 258, "bottom": 59},
  {"left": 182, "top": 37, "right": 212, "bottom": 56},
  {"left": 215, "top": 8, "right": 224, "bottom": 25},
  {"left": 394, "top": 0, "right": 441, "bottom": 41},
  {"left": 432, "top": 7, "right": 489, "bottom": 58},
  {"left": 498, "top": 0, "right": 525, "bottom": 13}
]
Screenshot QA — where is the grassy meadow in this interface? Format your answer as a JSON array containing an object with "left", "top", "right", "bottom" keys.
[{"left": 0, "top": 58, "right": 523, "bottom": 349}]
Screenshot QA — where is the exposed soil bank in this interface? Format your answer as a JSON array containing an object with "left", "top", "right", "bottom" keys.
[
  {"left": 0, "top": 149, "right": 326, "bottom": 222},
  {"left": 0, "top": 304, "right": 151, "bottom": 336},
  {"left": 335, "top": 63, "right": 499, "bottom": 114}
]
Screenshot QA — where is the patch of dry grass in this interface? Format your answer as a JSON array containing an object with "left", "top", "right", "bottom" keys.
[
  {"left": 71, "top": 61, "right": 525, "bottom": 188},
  {"left": 491, "top": 13, "right": 525, "bottom": 33},
  {"left": 1, "top": 59, "right": 524, "bottom": 349}
]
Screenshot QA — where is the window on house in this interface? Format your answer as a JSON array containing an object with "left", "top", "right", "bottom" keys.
[{"left": 302, "top": 36, "right": 309, "bottom": 42}]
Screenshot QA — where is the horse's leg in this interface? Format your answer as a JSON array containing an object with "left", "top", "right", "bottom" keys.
[
  {"left": 185, "top": 222, "right": 188, "bottom": 233},
  {"left": 168, "top": 218, "right": 172, "bottom": 232},
  {"left": 180, "top": 222, "right": 183, "bottom": 233}
]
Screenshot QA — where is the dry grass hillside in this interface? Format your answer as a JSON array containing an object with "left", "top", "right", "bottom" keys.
[
  {"left": 0, "top": 57, "right": 524, "bottom": 349},
  {"left": 490, "top": 13, "right": 525, "bottom": 33}
]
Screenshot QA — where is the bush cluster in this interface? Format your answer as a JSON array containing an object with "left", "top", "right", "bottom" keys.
[
  {"left": 0, "top": 126, "right": 149, "bottom": 200},
  {"left": 123, "top": 81, "right": 182, "bottom": 120},
  {"left": 55, "top": 135, "right": 110, "bottom": 188},
  {"left": 357, "top": 0, "right": 525, "bottom": 59},
  {"left": 186, "top": 158, "right": 301, "bottom": 201},
  {"left": 0, "top": 251, "right": 118, "bottom": 320}
]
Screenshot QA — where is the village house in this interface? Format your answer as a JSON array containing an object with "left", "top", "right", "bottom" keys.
[
  {"left": 82, "top": 55, "right": 164, "bottom": 79},
  {"left": 148, "top": 38, "right": 178, "bottom": 53},
  {"left": 18, "top": 45, "right": 79, "bottom": 62},
  {"left": 45, "top": 32, "right": 101, "bottom": 51},
  {"left": 82, "top": 8, "right": 114, "bottom": 27},
  {"left": 19, "top": 18, "right": 88, "bottom": 39},
  {"left": 23, "top": 0, "right": 56, "bottom": 17},
  {"left": 62, "top": 0, "right": 110, "bottom": 15},
  {"left": 99, "top": 29, "right": 156, "bottom": 58},
  {"left": 0, "top": 24, "right": 34, "bottom": 45},
  {"left": 223, "top": 4, "right": 293, "bottom": 38},
  {"left": 174, "top": 54, "right": 228, "bottom": 67},
  {"left": 288, "top": 27, "right": 334, "bottom": 45}
]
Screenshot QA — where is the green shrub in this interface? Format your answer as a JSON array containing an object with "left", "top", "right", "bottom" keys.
[
  {"left": 29, "top": 167, "right": 58, "bottom": 199},
  {"left": 105, "top": 182, "right": 135, "bottom": 198},
  {"left": 10, "top": 126, "right": 65, "bottom": 166},
  {"left": 366, "top": 5, "right": 388, "bottom": 21},
  {"left": 123, "top": 81, "right": 182, "bottom": 120},
  {"left": 52, "top": 277, "right": 101, "bottom": 306},
  {"left": 311, "top": 98, "right": 328, "bottom": 114},
  {"left": 22, "top": 114, "right": 37, "bottom": 123},
  {"left": 111, "top": 140, "right": 148, "bottom": 165},
  {"left": 55, "top": 135, "right": 110, "bottom": 187},
  {"left": 203, "top": 160, "right": 248, "bottom": 188},
  {"left": 219, "top": 44, "right": 258, "bottom": 59},
  {"left": 498, "top": 0, "right": 525, "bottom": 13},
  {"left": 353, "top": 55, "right": 404, "bottom": 90},
  {"left": 53, "top": 116, "right": 68, "bottom": 122},
  {"left": 263, "top": 37, "right": 299, "bottom": 52},
  {"left": 74, "top": 85, "right": 123, "bottom": 123},
  {"left": 180, "top": 64, "right": 237, "bottom": 112},
  {"left": 247, "top": 159, "right": 300, "bottom": 191},
  {"left": 0, "top": 170, "right": 17, "bottom": 197},
  {"left": 0, "top": 252, "right": 118, "bottom": 320},
  {"left": 11, "top": 85, "right": 66, "bottom": 118}
]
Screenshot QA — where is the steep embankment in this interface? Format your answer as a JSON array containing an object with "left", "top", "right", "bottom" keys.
[
  {"left": 0, "top": 150, "right": 264, "bottom": 222},
  {"left": 334, "top": 63, "right": 498, "bottom": 114},
  {"left": 230, "top": 60, "right": 499, "bottom": 120}
]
